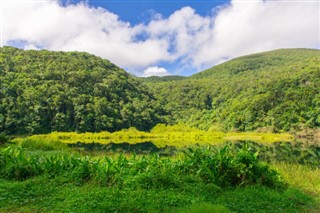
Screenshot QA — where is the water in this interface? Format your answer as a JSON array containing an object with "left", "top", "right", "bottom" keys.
[
  {"left": 67, "top": 139, "right": 320, "bottom": 166},
  {"left": 68, "top": 141, "right": 177, "bottom": 156}
]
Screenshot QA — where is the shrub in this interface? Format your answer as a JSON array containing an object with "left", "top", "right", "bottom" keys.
[{"left": 182, "top": 145, "right": 287, "bottom": 189}]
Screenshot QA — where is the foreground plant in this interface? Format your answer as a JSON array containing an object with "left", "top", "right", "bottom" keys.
[{"left": 0, "top": 144, "right": 286, "bottom": 189}]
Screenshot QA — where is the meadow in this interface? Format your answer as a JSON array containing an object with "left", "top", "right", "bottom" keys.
[{"left": 0, "top": 126, "right": 319, "bottom": 212}]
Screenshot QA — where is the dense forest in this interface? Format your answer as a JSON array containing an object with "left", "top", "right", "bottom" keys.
[
  {"left": 0, "top": 47, "right": 319, "bottom": 135},
  {"left": 0, "top": 46, "right": 164, "bottom": 134},
  {"left": 141, "top": 49, "right": 320, "bottom": 132}
]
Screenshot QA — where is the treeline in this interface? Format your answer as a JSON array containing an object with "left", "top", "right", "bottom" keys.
[
  {"left": 0, "top": 46, "right": 165, "bottom": 135},
  {"left": 143, "top": 49, "right": 320, "bottom": 132}
]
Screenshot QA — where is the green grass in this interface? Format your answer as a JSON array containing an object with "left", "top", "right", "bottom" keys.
[
  {"left": 273, "top": 162, "right": 320, "bottom": 199},
  {"left": 16, "top": 137, "right": 68, "bottom": 151},
  {"left": 176, "top": 203, "right": 230, "bottom": 213},
  {"left": 0, "top": 176, "right": 316, "bottom": 213},
  {"left": 0, "top": 139, "right": 319, "bottom": 212}
]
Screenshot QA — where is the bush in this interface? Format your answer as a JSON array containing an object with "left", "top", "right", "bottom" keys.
[{"left": 182, "top": 145, "right": 287, "bottom": 189}]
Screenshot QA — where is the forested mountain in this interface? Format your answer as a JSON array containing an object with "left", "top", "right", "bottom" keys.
[
  {"left": 0, "top": 46, "right": 164, "bottom": 134},
  {"left": 0, "top": 47, "right": 319, "bottom": 135},
  {"left": 143, "top": 49, "right": 320, "bottom": 132}
]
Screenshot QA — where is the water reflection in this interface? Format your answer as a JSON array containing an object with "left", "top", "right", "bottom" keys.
[
  {"left": 68, "top": 141, "right": 177, "bottom": 156},
  {"left": 232, "top": 140, "right": 320, "bottom": 167}
]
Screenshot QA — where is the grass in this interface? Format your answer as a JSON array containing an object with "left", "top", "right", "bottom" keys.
[
  {"left": 0, "top": 134, "right": 319, "bottom": 212},
  {"left": 272, "top": 162, "right": 320, "bottom": 199},
  {"left": 15, "top": 137, "right": 68, "bottom": 151},
  {"left": 176, "top": 203, "right": 230, "bottom": 213},
  {"left": 0, "top": 176, "right": 317, "bottom": 213}
]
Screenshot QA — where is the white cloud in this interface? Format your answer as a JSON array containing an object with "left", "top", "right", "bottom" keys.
[
  {"left": 2, "top": 1, "right": 170, "bottom": 69},
  {"left": 192, "top": 0, "right": 320, "bottom": 67},
  {"left": 146, "top": 7, "right": 212, "bottom": 60},
  {"left": 2, "top": 0, "right": 319, "bottom": 75},
  {"left": 142, "top": 66, "right": 172, "bottom": 77}
]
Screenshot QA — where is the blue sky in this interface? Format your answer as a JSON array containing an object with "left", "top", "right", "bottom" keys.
[
  {"left": 87, "top": 0, "right": 228, "bottom": 24},
  {"left": 2, "top": 0, "right": 319, "bottom": 76},
  {"left": 86, "top": 0, "right": 230, "bottom": 76}
]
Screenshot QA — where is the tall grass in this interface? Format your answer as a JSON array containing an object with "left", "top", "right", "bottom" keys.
[
  {"left": 272, "top": 162, "right": 320, "bottom": 198},
  {"left": 14, "top": 137, "right": 68, "bottom": 151}
]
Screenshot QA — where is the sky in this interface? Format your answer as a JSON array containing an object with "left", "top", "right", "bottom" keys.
[{"left": 1, "top": 0, "right": 319, "bottom": 77}]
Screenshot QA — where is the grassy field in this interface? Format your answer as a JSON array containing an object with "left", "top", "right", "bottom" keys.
[
  {"left": 0, "top": 134, "right": 319, "bottom": 212},
  {"left": 0, "top": 176, "right": 317, "bottom": 213}
]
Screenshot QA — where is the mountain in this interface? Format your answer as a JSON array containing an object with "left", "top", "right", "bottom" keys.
[
  {"left": 0, "top": 46, "right": 164, "bottom": 134},
  {"left": 143, "top": 49, "right": 320, "bottom": 132},
  {"left": 1, "top": 47, "right": 319, "bottom": 135}
]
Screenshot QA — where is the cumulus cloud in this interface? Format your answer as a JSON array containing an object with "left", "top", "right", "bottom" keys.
[
  {"left": 2, "top": 0, "right": 170, "bottom": 68},
  {"left": 2, "top": 0, "right": 319, "bottom": 76},
  {"left": 142, "top": 66, "right": 172, "bottom": 77},
  {"left": 192, "top": 0, "right": 320, "bottom": 67}
]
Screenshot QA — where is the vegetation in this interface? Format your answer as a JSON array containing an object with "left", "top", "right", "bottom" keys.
[
  {"left": 0, "top": 133, "right": 9, "bottom": 145},
  {"left": 0, "top": 139, "right": 319, "bottom": 212},
  {"left": 0, "top": 143, "right": 285, "bottom": 188},
  {"left": 0, "top": 46, "right": 164, "bottom": 135},
  {"left": 142, "top": 49, "right": 320, "bottom": 131},
  {"left": 1, "top": 47, "right": 319, "bottom": 135},
  {"left": 22, "top": 124, "right": 294, "bottom": 149},
  {"left": 1, "top": 47, "right": 319, "bottom": 212},
  {"left": 1, "top": 176, "right": 316, "bottom": 213},
  {"left": 140, "top": 75, "right": 186, "bottom": 82}
]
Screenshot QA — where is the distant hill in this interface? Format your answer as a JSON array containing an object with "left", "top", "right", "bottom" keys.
[
  {"left": 144, "top": 49, "right": 320, "bottom": 131},
  {"left": 0, "top": 46, "right": 164, "bottom": 134},
  {"left": 139, "top": 75, "right": 186, "bottom": 82}
]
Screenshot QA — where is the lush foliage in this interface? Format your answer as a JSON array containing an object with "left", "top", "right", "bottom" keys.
[
  {"left": 1, "top": 47, "right": 319, "bottom": 135},
  {"left": 0, "top": 46, "right": 164, "bottom": 135},
  {"left": 0, "top": 143, "right": 285, "bottom": 189},
  {"left": 142, "top": 49, "right": 320, "bottom": 131},
  {"left": 1, "top": 47, "right": 319, "bottom": 212}
]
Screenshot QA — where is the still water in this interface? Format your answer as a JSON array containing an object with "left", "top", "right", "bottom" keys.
[{"left": 68, "top": 140, "right": 320, "bottom": 167}]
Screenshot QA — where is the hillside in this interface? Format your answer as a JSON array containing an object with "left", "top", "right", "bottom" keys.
[
  {"left": 143, "top": 49, "right": 320, "bottom": 132},
  {"left": 0, "top": 47, "right": 164, "bottom": 134},
  {"left": 1, "top": 47, "right": 319, "bottom": 134}
]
